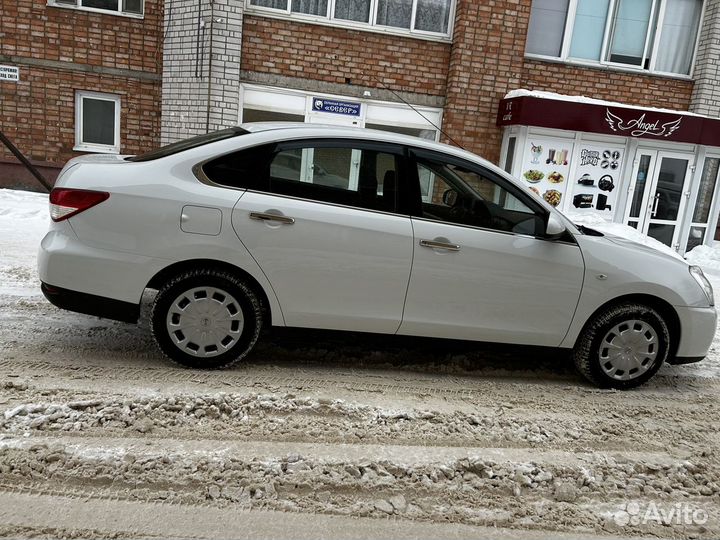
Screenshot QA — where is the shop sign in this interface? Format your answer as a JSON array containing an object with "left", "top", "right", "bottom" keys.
[
  {"left": 0, "top": 65, "right": 19, "bottom": 82},
  {"left": 496, "top": 96, "right": 720, "bottom": 147},
  {"left": 605, "top": 109, "right": 682, "bottom": 138},
  {"left": 312, "top": 98, "right": 361, "bottom": 117}
]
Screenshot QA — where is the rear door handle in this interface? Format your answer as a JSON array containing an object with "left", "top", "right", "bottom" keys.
[
  {"left": 249, "top": 212, "right": 295, "bottom": 225},
  {"left": 419, "top": 239, "right": 460, "bottom": 251}
]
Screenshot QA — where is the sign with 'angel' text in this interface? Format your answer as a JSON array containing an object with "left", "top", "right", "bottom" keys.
[
  {"left": 605, "top": 109, "right": 682, "bottom": 138},
  {"left": 496, "top": 96, "right": 720, "bottom": 147}
]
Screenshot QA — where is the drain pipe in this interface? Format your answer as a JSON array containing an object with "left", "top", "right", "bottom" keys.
[{"left": 0, "top": 131, "right": 52, "bottom": 192}]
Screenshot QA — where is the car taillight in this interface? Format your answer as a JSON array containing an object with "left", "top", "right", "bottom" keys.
[{"left": 49, "top": 188, "right": 109, "bottom": 222}]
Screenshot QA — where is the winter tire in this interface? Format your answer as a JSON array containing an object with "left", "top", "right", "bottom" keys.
[
  {"left": 151, "top": 269, "right": 263, "bottom": 369},
  {"left": 572, "top": 302, "right": 670, "bottom": 389}
]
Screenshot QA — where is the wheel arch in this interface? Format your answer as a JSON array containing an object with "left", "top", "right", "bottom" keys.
[
  {"left": 146, "top": 259, "right": 276, "bottom": 328},
  {"left": 573, "top": 294, "right": 681, "bottom": 359}
]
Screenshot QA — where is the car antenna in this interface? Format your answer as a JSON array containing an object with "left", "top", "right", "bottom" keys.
[{"left": 361, "top": 71, "right": 467, "bottom": 151}]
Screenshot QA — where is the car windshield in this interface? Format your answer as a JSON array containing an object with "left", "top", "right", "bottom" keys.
[{"left": 126, "top": 127, "right": 249, "bottom": 162}]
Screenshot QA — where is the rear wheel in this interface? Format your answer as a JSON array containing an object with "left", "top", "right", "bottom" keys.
[
  {"left": 572, "top": 302, "right": 670, "bottom": 389},
  {"left": 151, "top": 269, "right": 263, "bottom": 369}
]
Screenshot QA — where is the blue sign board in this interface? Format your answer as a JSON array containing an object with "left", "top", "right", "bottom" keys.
[{"left": 312, "top": 97, "right": 361, "bottom": 117}]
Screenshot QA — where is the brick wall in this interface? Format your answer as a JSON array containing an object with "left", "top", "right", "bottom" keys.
[
  {"left": 241, "top": 15, "right": 451, "bottom": 97},
  {"left": 520, "top": 61, "right": 694, "bottom": 110},
  {"left": 161, "top": 0, "right": 244, "bottom": 145},
  {"left": 1, "top": 69, "right": 160, "bottom": 160},
  {"left": 0, "top": 1, "right": 162, "bottom": 72},
  {"left": 691, "top": 0, "right": 720, "bottom": 117},
  {"left": 0, "top": 0, "right": 162, "bottom": 188},
  {"left": 442, "top": 0, "right": 695, "bottom": 164}
]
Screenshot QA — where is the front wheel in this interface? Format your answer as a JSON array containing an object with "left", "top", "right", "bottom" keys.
[
  {"left": 151, "top": 269, "right": 263, "bottom": 369},
  {"left": 572, "top": 302, "right": 670, "bottom": 389}
]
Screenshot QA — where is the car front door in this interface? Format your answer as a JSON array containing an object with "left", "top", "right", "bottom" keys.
[
  {"left": 231, "top": 140, "right": 413, "bottom": 333},
  {"left": 398, "top": 149, "right": 585, "bottom": 347}
]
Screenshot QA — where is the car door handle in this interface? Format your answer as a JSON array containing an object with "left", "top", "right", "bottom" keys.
[
  {"left": 419, "top": 239, "right": 460, "bottom": 251},
  {"left": 249, "top": 212, "right": 295, "bottom": 225}
]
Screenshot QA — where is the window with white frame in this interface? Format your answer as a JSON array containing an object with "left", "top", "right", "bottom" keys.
[
  {"left": 525, "top": 0, "right": 703, "bottom": 76},
  {"left": 248, "top": 0, "right": 454, "bottom": 37},
  {"left": 49, "top": 0, "right": 143, "bottom": 16},
  {"left": 75, "top": 91, "right": 121, "bottom": 154}
]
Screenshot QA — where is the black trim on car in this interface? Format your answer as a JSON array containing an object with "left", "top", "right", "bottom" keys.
[
  {"left": 41, "top": 282, "right": 140, "bottom": 324},
  {"left": 127, "top": 127, "right": 250, "bottom": 162},
  {"left": 667, "top": 356, "right": 705, "bottom": 365}
]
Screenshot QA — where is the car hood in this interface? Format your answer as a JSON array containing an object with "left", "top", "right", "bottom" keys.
[{"left": 594, "top": 229, "right": 687, "bottom": 264}]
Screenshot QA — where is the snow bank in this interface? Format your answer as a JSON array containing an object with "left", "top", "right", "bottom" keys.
[
  {"left": 504, "top": 89, "right": 701, "bottom": 117},
  {"left": 0, "top": 188, "right": 49, "bottom": 295},
  {"left": 687, "top": 244, "right": 720, "bottom": 276},
  {"left": 564, "top": 211, "right": 685, "bottom": 261}
]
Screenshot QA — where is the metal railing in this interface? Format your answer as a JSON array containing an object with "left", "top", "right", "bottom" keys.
[{"left": 0, "top": 131, "right": 52, "bottom": 192}]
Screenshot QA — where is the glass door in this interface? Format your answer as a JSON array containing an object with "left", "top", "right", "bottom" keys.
[
  {"left": 625, "top": 150, "right": 693, "bottom": 250},
  {"left": 625, "top": 151, "right": 657, "bottom": 230},
  {"left": 644, "top": 152, "right": 692, "bottom": 249}
]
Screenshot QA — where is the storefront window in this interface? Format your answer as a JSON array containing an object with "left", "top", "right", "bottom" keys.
[
  {"left": 687, "top": 157, "right": 720, "bottom": 251},
  {"left": 242, "top": 109, "right": 305, "bottom": 123},
  {"left": 503, "top": 137, "right": 516, "bottom": 173},
  {"left": 692, "top": 158, "right": 719, "bottom": 223},
  {"left": 365, "top": 123, "right": 436, "bottom": 140}
]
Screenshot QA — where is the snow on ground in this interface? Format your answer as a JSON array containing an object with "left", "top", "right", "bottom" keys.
[
  {"left": 0, "top": 189, "right": 49, "bottom": 296},
  {"left": 0, "top": 188, "right": 719, "bottom": 539}
]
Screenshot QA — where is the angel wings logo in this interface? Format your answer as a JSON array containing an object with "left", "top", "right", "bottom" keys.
[{"left": 605, "top": 109, "right": 682, "bottom": 138}]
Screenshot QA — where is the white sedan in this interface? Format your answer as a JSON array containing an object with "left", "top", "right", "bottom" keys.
[{"left": 38, "top": 124, "right": 716, "bottom": 388}]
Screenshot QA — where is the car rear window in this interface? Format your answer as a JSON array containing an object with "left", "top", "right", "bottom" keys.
[{"left": 126, "top": 127, "right": 249, "bottom": 162}]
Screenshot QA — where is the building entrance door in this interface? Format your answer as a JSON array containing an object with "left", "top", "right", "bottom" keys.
[{"left": 625, "top": 150, "right": 693, "bottom": 250}]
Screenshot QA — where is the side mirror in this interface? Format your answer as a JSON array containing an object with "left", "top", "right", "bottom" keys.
[
  {"left": 442, "top": 189, "right": 458, "bottom": 206},
  {"left": 545, "top": 213, "right": 567, "bottom": 239}
]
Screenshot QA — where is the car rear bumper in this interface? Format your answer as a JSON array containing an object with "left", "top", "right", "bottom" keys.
[
  {"left": 38, "top": 226, "right": 167, "bottom": 306},
  {"left": 41, "top": 282, "right": 140, "bottom": 323},
  {"left": 673, "top": 305, "right": 717, "bottom": 360}
]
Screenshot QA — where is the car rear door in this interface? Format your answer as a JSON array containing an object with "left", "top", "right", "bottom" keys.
[
  {"left": 398, "top": 149, "right": 585, "bottom": 347},
  {"left": 231, "top": 139, "right": 414, "bottom": 333}
]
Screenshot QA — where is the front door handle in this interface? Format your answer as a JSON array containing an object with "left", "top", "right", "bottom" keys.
[
  {"left": 650, "top": 193, "right": 661, "bottom": 218},
  {"left": 249, "top": 212, "right": 295, "bottom": 225},
  {"left": 419, "top": 239, "right": 460, "bottom": 251}
]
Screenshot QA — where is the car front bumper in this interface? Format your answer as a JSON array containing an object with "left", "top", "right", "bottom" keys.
[{"left": 672, "top": 305, "right": 717, "bottom": 361}]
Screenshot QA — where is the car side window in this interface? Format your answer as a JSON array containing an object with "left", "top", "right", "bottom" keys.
[
  {"left": 416, "top": 157, "right": 543, "bottom": 236},
  {"left": 200, "top": 144, "right": 272, "bottom": 190},
  {"left": 269, "top": 145, "right": 400, "bottom": 212}
]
